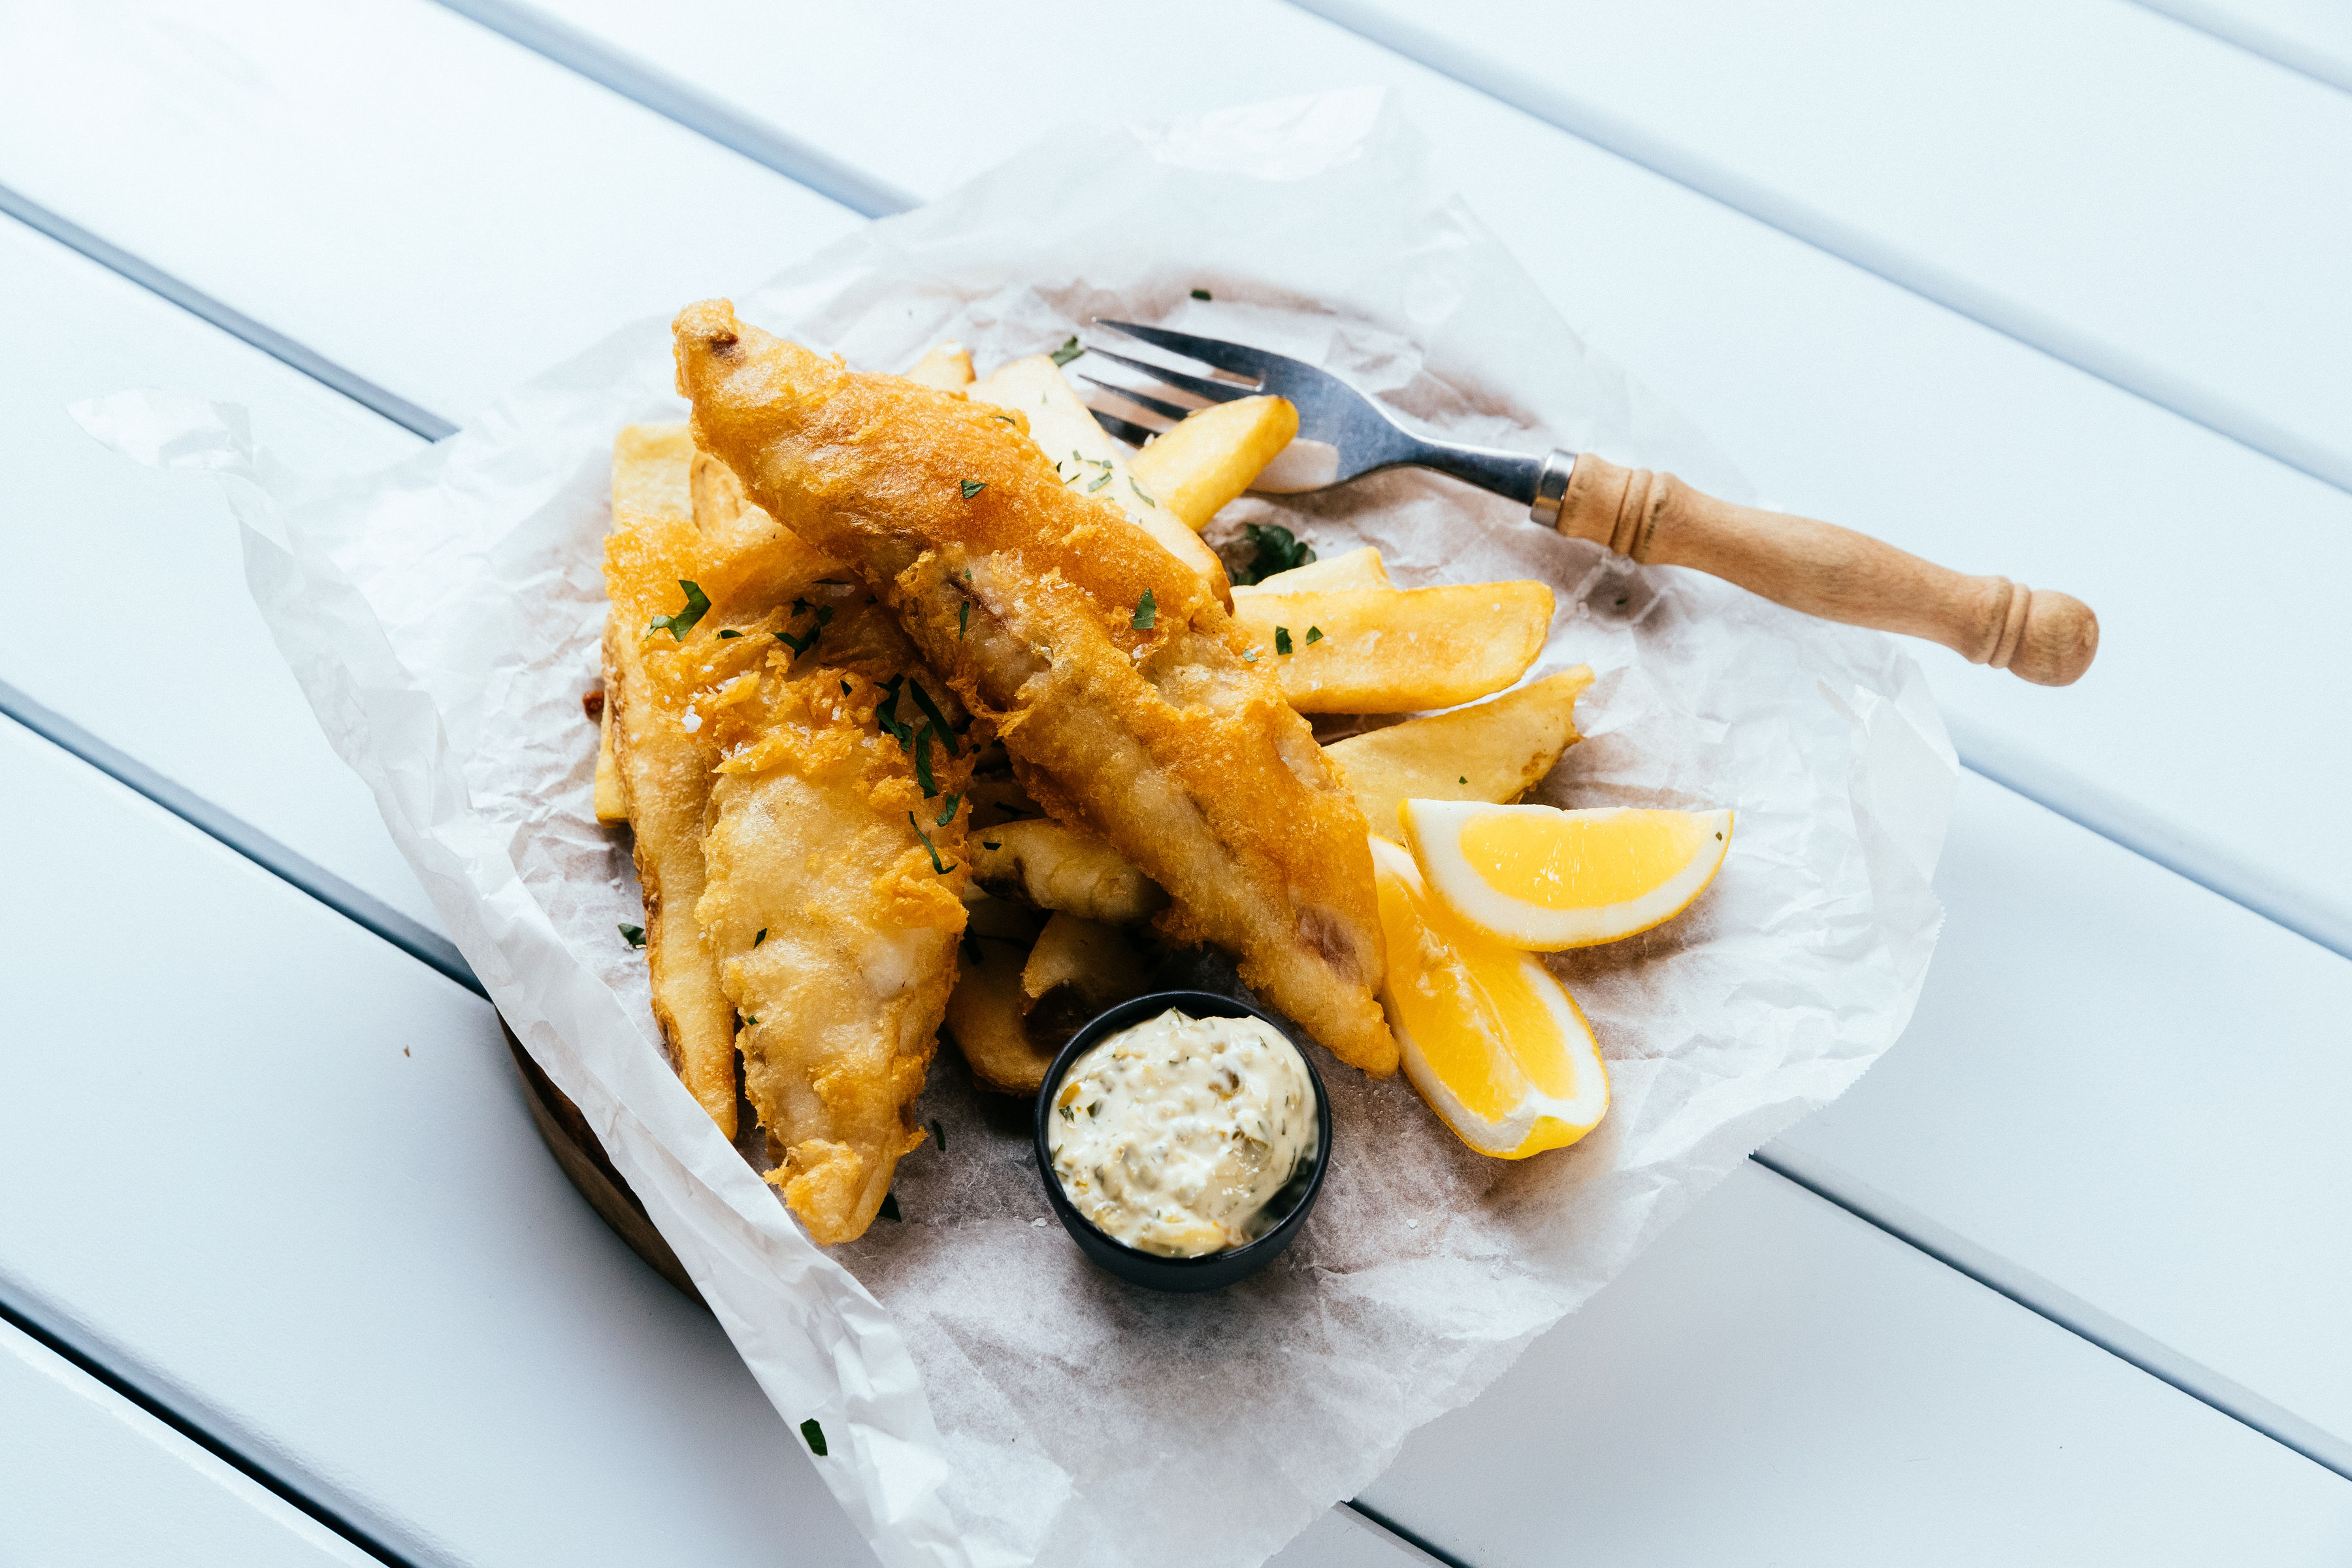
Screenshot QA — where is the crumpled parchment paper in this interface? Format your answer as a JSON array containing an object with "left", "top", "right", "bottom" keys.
[{"left": 80, "top": 88, "right": 1952, "bottom": 1568}]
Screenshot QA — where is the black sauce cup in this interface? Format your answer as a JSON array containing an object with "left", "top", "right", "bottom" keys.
[{"left": 1034, "top": 990, "right": 1333, "bottom": 1294}]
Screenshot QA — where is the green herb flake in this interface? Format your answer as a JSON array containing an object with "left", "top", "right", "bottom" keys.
[
  {"left": 1131, "top": 589, "right": 1157, "bottom": 630},
  {"left": 879, "top": 1191, "right": 902, "bottom": 1222},
  {"left": 645, "top": 580, "right": 711, "bottom": 640},
  {"left": 753, "top": 928, "right": 768, "bottom": 948},
  {"left": 1459, "top": 776, "right": 1469, "bottom": 785},
  {"left": 875, "top": 677, "right": 914, "bottom": 747},
  {"left": 1086, "top": 471, "right": 1111, "bottom": 492},
  {"left": 914, "top": 725, "right": 939, "bottom": 796},
  {"left": 1275, "top": 626, "right": 1293, "bottom": 656},
  {"left": 960, "top": 479, "right": 987, "bottom": 499},
  {"left": 1129, "top": 477, "right": 1157, "bottom": 506},
  {"left": 778, "top": 628, "right": 814, "bottom": 656},
  {"left": 742, "top": 1016, "right": 759, "bottom": 1028},
  {"left": 1191, "top": 287, "right": 1212, "bottom": 301},
  {"left": 1049, "top": 336, "right": 1083, "bottom": 368},
  {"left": 906, "top": 681, "right": 960, "bottom": 756},
  {"left": 931, "top": 1119, "right": 947, "bottom": 1152},
  {"left": 1304, "top": 625, "right": 1324, "bottom": 645},
  {"left": 1243, "top": 648, "right": 1258, "bottom": 663},
  {"left": 618, "top": 923, "right": 646, "bottom": 948},
  {"left": 909, "top": 812, "right": 953, "bottom": 875},
  {"left": 936, "top": 792, "right": 962, "bottom": 828},
  {"left": 716, "top": 628, "right": 743, "bottom": 640},
  {"left": 1232, "top": 523, "right": 1315, "bottom": 586},
  {"left": 800, "top": 1418, "right": 828, "bottom": 1457},
  {"left": 958, "top": 600, "right": 969, "bottom": 640}
]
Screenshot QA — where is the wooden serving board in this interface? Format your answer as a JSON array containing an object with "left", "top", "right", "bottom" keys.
[{"left": 500, "top": 1020, "right": 703, "bottom": 1306}]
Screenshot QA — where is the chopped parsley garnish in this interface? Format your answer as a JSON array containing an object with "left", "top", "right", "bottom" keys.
[
  {"left": 646, "top": 580, "right": 710, "bottom": 640},
  {"left": 716, "top": 628, "right": 743, "bottom": 640},
  {"left": 1129, "top": 477, "right": 1156, "bottom": 506},
  {"left": 958, "top": 600, "right": 969, "bottom": 640},
  {"left": 1231, "top": 523, "right": 1315, "bottom": 585},
  {"left": 753, "top": 928, "right": 767, "bottom": 947},
  {"left": 779, "top": 628, "right": 815, "bottom": 655},
  {"left": 1049, "top": 336, "right": 1083, "bottom": 368},
  {"left": 875, "top": 677, "right": 915, "bottom": 747},
  {"left": 742, "top": 1015, "right": 758, "bottom": 1027},
  {"left": 1191, "top": 287, "right": 1212, "bottom": 301},
  {"left": 906, "top": 681, "right": 958, "bottom": 755},
  {"left": 1086, "top": 471, "right": 1111, "bottom": 492},
  {"left": 1132, "top": 589, "right": 1157, "bottom": 630},
  {"left": 1305, "top": 625, "right": 1324, "bottom": 644},
  {"left": 914, "top": 725, "right": 939, "bottom": 796},
  {"left": 800, "top": 1418, "right": 828, "bottom": 1457},
  {"left": 1242, "top": 648, "right": 1258, "bottom": 663},
  {"left": 931, "top": 1120, "right": 946, "bottom": 1152},
  {"left": 936, "top": 792, "right": 962, "bottom": 828},
  {"left": 879, "top": 1191, "right": 902, "bottom": 1222},
  {"left": 909, "top": 812, "right": 953, "bottom": 874},
  {"left": 960, "top": 479, "right": 987, "bottom": 499},
  {"left": 618, "top": 923, "right": 646, "bottom": 947},
  {"left": 1275, "top": 626, "right": 1292, "bottom": 655},
  {"left": 1458, "top": 776, "right": 1468, "bottom": 785}
]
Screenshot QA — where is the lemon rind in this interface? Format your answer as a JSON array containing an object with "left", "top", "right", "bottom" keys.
[{"left": 1405, "top": 802, "right": 1734, "bottom": 952}]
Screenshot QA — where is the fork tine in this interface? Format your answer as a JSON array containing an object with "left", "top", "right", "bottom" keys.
[
  {"left": 1081, "top": 345, "right": 1253, "bottom": 406},
  {"left": 1096, "top": 319, "right": 1281, "bottom": 383},
  {"left": 1088, "top": 407, "right": 1162, "bottom": 449},
  {"left": 1079, "top": 376, "right": 1194, "bottom": 424}
]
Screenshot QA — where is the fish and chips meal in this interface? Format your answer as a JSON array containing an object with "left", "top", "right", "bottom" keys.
[{"left": 593, "top": 299, "right": 1732, "bottom": 1256}]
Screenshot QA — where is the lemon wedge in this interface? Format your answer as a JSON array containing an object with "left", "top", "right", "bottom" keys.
[
  {"left": 1402, "top": 800, "right": 1732, "bottom": 951},
  {"left": 1369, "top": 838, "right": 1609, "bottom": 1159}
]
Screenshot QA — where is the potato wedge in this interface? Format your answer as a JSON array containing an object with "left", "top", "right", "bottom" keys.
[
  {"left": 906, "top": 340, "right": 975, "bottom": 393},
  {"left": 943, "top": 897, "right": 1053, "bottom": 1094},
  {"left": 966, "top": 353, "right": 1231, "bottom": 604},
  {"left": 1233, "top": 544, "right": 1392, "bottom": 596},
  {"left": 1021, "top": 911, "right": 1154, "bottom": 1056},
  {"left": 971, "top": 817, "right": 1168, "bottom": 924},
  {"left": 1326, "top": 666, "right": 1595, "bottom": 841},
  {"left": 1128, "top": 395, "right": 1298, "bottom": 532},
  {"left": 1232, "top": 581, "right": 1554, "bottom": 713}
]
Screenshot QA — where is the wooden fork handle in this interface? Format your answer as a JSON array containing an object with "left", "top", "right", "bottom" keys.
[{"left": 1549, "top": 453, "right": 2098, "bottom": 686}]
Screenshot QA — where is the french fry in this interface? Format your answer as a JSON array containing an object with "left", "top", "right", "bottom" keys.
[
  {"left": 966, "top": 353, "right": 1232, "bottom": 604},
  {"left": 1020, "top": 911, "right": 1153, "bottom": 1055},
  {"left": 943, "top": 897, "right": 1053, "bottom": 1094},
  {"left": 1127, "top": 395, "right": 1298, "bottom": 532},
  {"left": 1326, "top": 667, "right": 1595, "bottom": 841},
  {"left": 906, "top": 340, "right": 975, "bottom": 393},
  {"left": 970, "top": 817, "right": 1168, "bottom": 924},
  {"left": 1233, "top": 544, "right": 1392, "bottom": 596},
  {"left": 1232, "top": 581, "right": 1554, "bottom": 713}
]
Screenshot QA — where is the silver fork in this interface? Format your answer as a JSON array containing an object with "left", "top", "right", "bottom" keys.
[{"left": 1080, "top": 319, "right": 2097, "bottom": 687}]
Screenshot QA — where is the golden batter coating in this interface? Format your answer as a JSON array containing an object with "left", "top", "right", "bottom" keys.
[{"left": 673, "top": 302, "right": 1396, "bottom": 1075}]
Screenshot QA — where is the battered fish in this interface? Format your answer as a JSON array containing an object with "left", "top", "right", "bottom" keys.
[
  {"left": 674, "top": 302, "right": 1397, "bottom": 1075},
  {"left": 698, "top": 593, "right": 974, "bottom": 1243}
]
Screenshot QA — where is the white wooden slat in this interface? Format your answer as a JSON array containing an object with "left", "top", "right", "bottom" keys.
[
  {"left": 0, "top": 215, "right": 440, "bottom": 941},
  {"left": 0, "top": 719, "right": 875, "bottom": 1568},
  {"left": 11, "top": 719, "right": 2345, "bottom": 1567},
  {"left": 1299, "top": 0, "right": 2352, "bottom": 497},
  {"left": 0, "top": 1320, "right": 382, "bottom": 1568},
  {"left": 1362, "top": 1160, "right": 2352, "bottom": 1568},
  {"left": 1772, "top": 770, "right": 2352, "bottom": 1469},
  {"left": 495, "top": 0, "right": 2352, "bottom": 956},
  {"left": 0, "top": 0, "right": 861, "bottom": 427}
]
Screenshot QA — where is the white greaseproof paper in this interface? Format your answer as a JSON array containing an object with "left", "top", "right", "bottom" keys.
[{"left": 82, "top": 89, "right": 1952, "bottom": 1568}]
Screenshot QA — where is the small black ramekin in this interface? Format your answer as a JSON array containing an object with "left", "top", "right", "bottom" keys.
[{"left": 1034, "top": 989, "right": 1332, "bottom": 1294}]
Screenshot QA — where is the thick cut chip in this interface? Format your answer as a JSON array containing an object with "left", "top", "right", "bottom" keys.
[
  {"left": 1020, "top": 911, "right": 1153, "bottom": 1056},
  {"left": 1233, "top": 545, "right": 1392, "bottom": 596},
  {"left": 1232, "top": 582, "right": 1554, "bottom": 713},
  {"left": 1127, "top": 395, "right": 1297, "bottom": 532},
  {"left": 1328, "top": 667, "right": 1593, "bottom": 841},
  {"left": 906, "top": 340, "right": 975, "bottom": 392},
  {"left": 944, "top": 897, "right": 1052, "bottom": 1094},
  {"left": 698, "top": 613, "right": 974, "bottom": 1243},
  {"left": 966, "top": 353, "right": 1231, "bottom": 605},
  {"left": 678, "top": 302, "right": 1397, "bottom": 1075}
]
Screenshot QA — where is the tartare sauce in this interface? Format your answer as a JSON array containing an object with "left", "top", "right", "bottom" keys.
[{"left": 1047, "top": 1009, "right": 1317, "bottom": 1257}]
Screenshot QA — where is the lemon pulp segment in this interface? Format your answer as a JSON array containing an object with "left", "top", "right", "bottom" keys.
[
  {"left": 1459, "top": 808, "right": 1706, "bottom": 910},
  {"left": 1369, "top": 838, "right": 1607, "bottom": 1158}
]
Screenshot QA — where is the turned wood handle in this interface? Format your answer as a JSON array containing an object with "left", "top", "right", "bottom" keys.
[{"left": 1554, "top": 453, "right": 2098, "bottom": 686}]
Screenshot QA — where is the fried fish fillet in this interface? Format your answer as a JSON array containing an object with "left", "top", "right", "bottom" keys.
[
  {"left": 673, "top": 302, "right": 1397, "bottom": 1075},
  {"left": 697, "top": 593, "right": 974, "bottom": 1243}
]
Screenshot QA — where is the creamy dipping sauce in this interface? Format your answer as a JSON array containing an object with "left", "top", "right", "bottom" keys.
[{"left": 1047, "top": 1009, "right": 1318, "bottom": 1257}]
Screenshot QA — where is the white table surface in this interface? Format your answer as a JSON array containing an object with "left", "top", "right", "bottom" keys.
[{"left": 3, "top": 1, "right": 2347, "bottom": 1563}]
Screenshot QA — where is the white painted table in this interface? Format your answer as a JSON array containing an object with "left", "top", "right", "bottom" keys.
[{"left": 3, "top": 3, "right": 2347, "bottom": 1563}]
